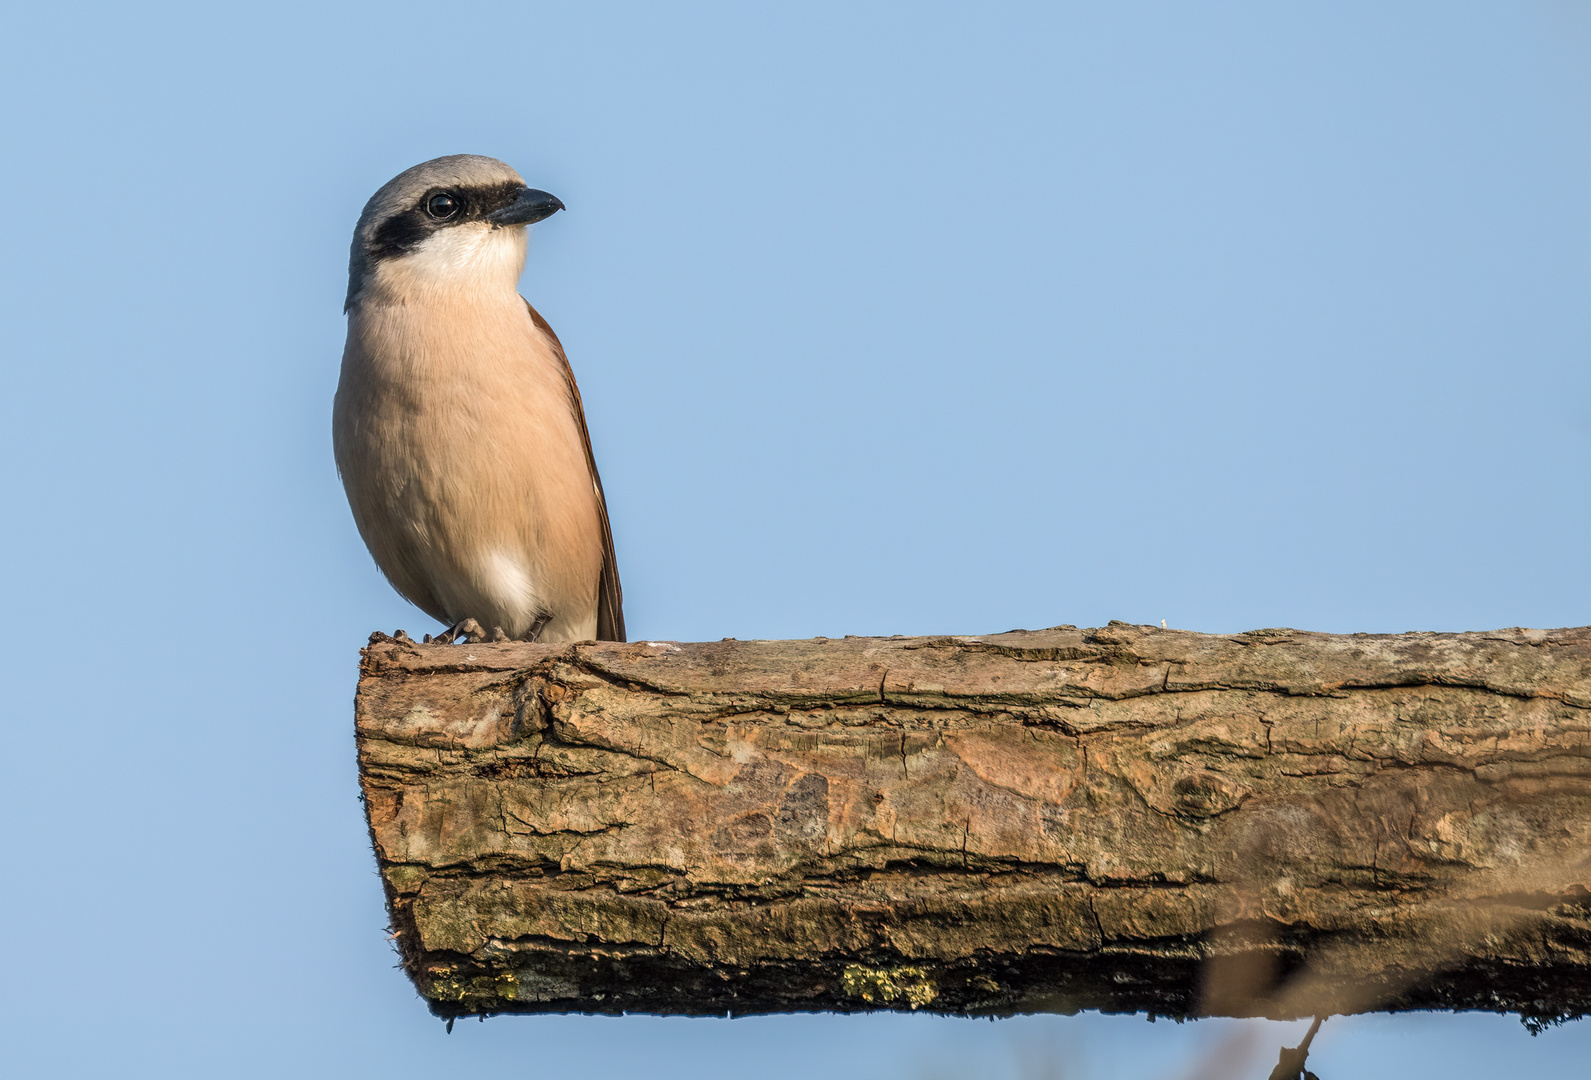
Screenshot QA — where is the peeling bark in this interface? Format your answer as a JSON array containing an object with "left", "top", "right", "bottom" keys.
[{"left": 353, "top": 624, "right": 1591, "bottom": 1021}]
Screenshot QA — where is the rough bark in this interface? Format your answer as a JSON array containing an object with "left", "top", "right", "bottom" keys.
[{"left": 353, "top": 624, "right": 1591, "bottom": 1022}]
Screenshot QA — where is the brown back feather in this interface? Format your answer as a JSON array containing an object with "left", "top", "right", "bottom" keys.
[{"left": 524, "top": 300, "right": 626, "bottom": 642}]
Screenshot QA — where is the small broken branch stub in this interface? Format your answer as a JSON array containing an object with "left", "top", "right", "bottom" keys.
[{"left": 353, "top": 624, "right": 1591, "bottom": 1021}]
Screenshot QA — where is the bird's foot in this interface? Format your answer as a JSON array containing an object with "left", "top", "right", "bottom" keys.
[
  {"left": 425, "top": 618, "right": 487, "bottom": 645},
  {"left": 422, "top": 619, "right": 541, "bottom": 644}
]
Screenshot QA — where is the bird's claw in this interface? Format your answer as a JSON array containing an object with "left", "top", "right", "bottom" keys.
[{"left": 425, "top": 618, "right": 487, "bottom": 645}]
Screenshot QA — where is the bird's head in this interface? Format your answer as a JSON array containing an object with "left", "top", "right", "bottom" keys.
[{"left": 345, "top": 154, "right": 564, "bottom": 311}]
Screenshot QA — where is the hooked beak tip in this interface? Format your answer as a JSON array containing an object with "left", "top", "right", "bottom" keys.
[{"left": 489, "top": 187, "right": 565, "bottom": 228}]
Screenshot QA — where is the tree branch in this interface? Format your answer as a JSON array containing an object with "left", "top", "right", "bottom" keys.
[{"left": 354, "top": 624, "right": 1591, "bottom": 1021}]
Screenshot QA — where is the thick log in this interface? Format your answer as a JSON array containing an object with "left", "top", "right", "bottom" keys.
[{"left": 353, "top": 624, "right": 1591, "bottom": 1021}]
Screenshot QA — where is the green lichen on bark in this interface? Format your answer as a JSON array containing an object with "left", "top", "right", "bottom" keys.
[{"left": 841, "top": 965, "right": 938, "bottom": 1009}]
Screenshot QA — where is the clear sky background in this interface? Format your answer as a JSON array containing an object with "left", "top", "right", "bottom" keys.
[{"left": 3, "top": 1, "right": 1589, "bottom": 1076}]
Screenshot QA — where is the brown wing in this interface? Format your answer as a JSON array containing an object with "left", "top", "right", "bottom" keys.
[{"left": 525, "top": 300, "right": 626, "bottom": 642}]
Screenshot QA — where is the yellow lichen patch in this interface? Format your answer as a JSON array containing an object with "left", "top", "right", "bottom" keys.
[
  {"left": 840, "top": 964, "right": 938, "bottom": 1009},
  {"left": 423, "top": 966, "right": 519, "bottom": 1006}
]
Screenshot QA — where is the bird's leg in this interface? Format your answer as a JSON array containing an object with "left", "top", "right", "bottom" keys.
[
  {"left": 523, "top": 614, "right": 553, "bottom": 642},
  {"left": 425, "top": 618, "right": 486, "bottom": 645}
]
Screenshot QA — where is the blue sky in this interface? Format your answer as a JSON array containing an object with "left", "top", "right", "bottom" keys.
[{"left": 2, "top": 1, "right": 1588, "bottom": 1076}]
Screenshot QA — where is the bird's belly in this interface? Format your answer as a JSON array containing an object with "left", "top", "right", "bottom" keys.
[
  {"left": 335, "top": 301, "right": 605, "bottom": 641},
  {"left": 375, "top": 424, "right": 600, "bottom": 641}
]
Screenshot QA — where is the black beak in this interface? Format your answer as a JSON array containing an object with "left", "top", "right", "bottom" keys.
[{"left": 489, "top": 187, "right": 565, "bottom": 227}]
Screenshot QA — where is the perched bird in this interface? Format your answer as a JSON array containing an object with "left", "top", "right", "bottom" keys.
[{"left": 334, "top": 154, "right": 624, "bottom": 643}]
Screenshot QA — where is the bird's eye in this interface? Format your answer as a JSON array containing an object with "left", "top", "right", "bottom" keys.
[{"left": 425, "top": 193, "right": 460, "bottom": 219}]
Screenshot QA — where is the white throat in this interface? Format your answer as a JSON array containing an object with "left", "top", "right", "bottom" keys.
[{"left": 365, "top": 223, "right": 528, "bottom": 306}]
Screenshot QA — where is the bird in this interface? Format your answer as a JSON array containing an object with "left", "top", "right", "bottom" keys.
[{"left": 333, "top": 154, "right": 624, "bottom": 644}]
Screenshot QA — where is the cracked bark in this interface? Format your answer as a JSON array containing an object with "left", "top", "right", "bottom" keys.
[{"left": 353, "top": 623, "right": 1591, "bottom": 1021}]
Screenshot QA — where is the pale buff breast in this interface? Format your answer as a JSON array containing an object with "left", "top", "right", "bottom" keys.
[{"left": 333, "top": 295, "right": 604, "bottom": 641}]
